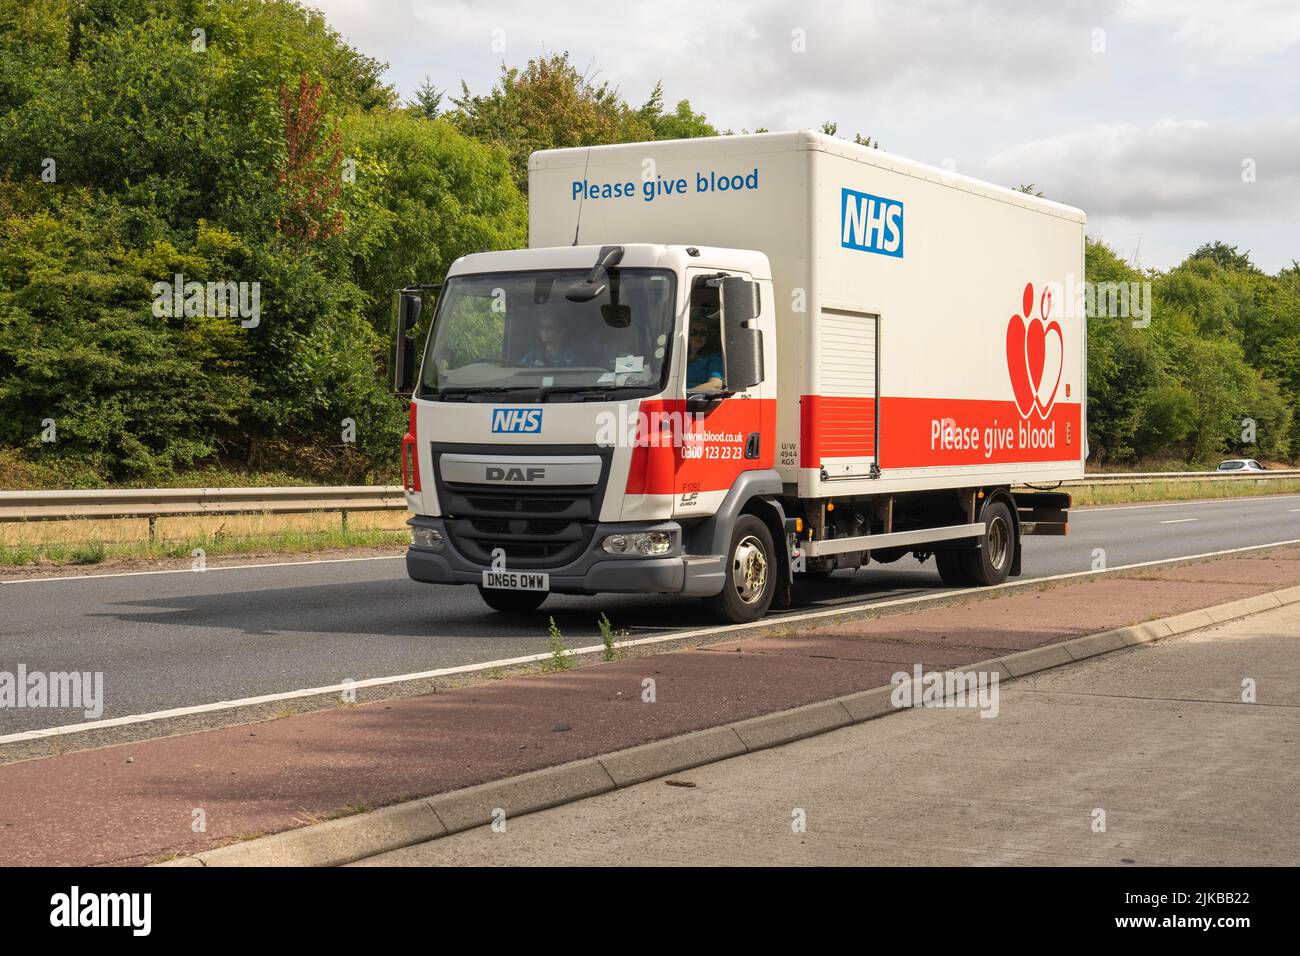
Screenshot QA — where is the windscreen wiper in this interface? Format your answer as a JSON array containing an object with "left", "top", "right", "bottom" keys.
[
  {"left": 435, "top": 385, "right": 542, "bottom": 401},
  {"left": 538, "top": 384, "right": 619, "bottom": 402}
]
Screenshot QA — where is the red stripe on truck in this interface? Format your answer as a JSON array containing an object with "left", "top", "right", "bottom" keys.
[
  {"left": 799, "top": 395, "right": 876, "bottom": 467},
  {"left": 625, "top": 398, "right": 775, "bottom": 495},
  {"left": 799, "top": 395, "right": 1082, "bottom": 469},
  {"left": 879, "top": 396, "right": 1081, "bottom": 468}
]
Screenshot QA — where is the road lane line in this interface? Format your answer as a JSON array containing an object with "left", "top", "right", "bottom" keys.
[
  {"left": 1159, "top": 518, "right": 1199, "bottom": 524},
  {"left": 5, "top": 535, "right": 1299, "bottom": 746},
  {"left": 1080, "top": 493, "right": 1300, "bottom": 514}
]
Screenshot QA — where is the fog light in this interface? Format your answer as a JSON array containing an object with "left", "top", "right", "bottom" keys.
[
  {"left": 411, "top": 526, "right": 443, "bottom": 550},
  {"left": 634, "top": 532, "right": 672, "bottom": 555},
  {"left": 602, "top": 534, "right": 629, "bottom": 554}
]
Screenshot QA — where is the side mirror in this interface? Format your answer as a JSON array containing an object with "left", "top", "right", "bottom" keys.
[
  {"left": 719, "top": 276, "right": 762, "bottom": 390},
  {"left": 565, "top": 244, "right": 624, "bottom": 303},
  {"left": 392, "top": 292, "right": 421, "bottom": 394}
]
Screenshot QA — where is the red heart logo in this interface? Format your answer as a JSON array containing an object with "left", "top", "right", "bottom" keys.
[
  {"left": 1026, "top": 318, "right": 1046, "bottom": 392},
  {"left": 1034, "top": 320, "right": 1064, "bottom": 416},
  {"left": 1005, "top": 314, "right": 1036, "bottom": 419},
  {"left": 1007, "top": 281, "right": 1064, "bottom": 419}
]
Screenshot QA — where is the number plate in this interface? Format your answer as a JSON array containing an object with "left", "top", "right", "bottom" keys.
[{"left": 481, "top": 569, "right": 550, "bottom": 591}]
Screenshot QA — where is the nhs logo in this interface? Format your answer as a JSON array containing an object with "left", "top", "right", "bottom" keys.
[
  {"left": 491, "top": 408, "right": 543, "bottom": 434},
  {"left": 841, "top": 187, "right": 904, "bottom": 258}
]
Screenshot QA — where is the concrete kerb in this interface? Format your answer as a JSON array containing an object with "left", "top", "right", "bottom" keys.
[{"left": 164, "top": 579, "right": 1300, "bottom": 867}]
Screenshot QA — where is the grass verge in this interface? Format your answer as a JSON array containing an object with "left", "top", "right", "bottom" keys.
[
  {"left": 0, "top": 527, "right": 407, "bottom": 568},
  {"left": 1069, "top": 476, "right": 1300, "bottom": 506}
]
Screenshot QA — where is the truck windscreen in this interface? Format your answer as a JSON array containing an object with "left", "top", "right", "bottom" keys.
[{"left": 418, "top": 268, "right": 677, "bottom": 398}]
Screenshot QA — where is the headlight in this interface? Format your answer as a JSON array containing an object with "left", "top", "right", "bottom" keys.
[
  {"left": 633, "top": 532, "right": 672, "bottom": 555},
  {"left": 602, "top": 532, "right": 672, "bottom": 556},
  {"left": 410, "top": 526, "right": 444, "bottom": 550}
]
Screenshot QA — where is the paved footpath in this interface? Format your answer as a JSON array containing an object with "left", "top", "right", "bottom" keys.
[
  {"left": 1, "top": 549, "right": 1298, "bottom": 865},
  {"left": 364, "top": 600, "right": 1300, "bottom": 867}
]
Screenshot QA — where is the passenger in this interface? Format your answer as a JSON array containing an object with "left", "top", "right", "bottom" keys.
[
  {"left": 521, "top": 316, "right": 583, "bottom": 367},
  {"left": 685, "top": 308, "right": 724, "bottom": 390}
]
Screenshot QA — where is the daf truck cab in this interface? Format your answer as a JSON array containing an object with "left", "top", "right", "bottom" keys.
[{"left": 397, "top": 241, "right": 783, "bottom": 622}]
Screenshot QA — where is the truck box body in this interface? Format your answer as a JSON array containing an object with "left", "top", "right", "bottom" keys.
[{"left": 528, "top": 130, "right": 1087, "bottom": 498}]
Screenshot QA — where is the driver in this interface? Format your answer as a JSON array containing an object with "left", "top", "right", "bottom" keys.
[
  {"left": 685, "top": 307, "right": 724, "bottom": 390},
  {"left": 521, "top": 316, "right": 583, "bottom": 367}
]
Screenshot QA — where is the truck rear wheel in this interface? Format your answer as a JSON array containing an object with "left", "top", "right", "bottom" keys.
[
  {"left": 477, "top": 586, "right": 549, "bottom": 614},
  {"left": 706, "top": 515, "right": 776, "bottom": 623},
  {"left": 960, "top": 500, "right": 1014, "bottom": 587}
]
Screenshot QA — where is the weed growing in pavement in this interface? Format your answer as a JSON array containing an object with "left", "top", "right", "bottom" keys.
[
  {"left": 598, "top": 612, "right": 618, "bottom": 661},
  {"left": 545, "top": 616, "right": 577, "bottom": 671}
]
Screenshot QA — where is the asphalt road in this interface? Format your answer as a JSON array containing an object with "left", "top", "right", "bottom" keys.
[{"left": 2, "top": 494, "right": 1298, "bottom": 734}]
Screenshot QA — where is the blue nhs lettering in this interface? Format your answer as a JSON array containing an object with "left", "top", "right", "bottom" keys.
[
  {"left": 491, "top": 408, "right": 543, "bottom": 434},
  {"left": 841, "top": 188, "right": 904, "bottom": 257}
]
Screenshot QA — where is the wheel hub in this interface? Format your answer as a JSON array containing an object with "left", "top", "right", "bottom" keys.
[{"left": 732, "top": 535, "right": 768, "bottom": 603}]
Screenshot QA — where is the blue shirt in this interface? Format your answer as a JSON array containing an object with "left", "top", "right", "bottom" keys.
[
  {"left": 521, "top": 345, "right": 583, "bottom": 367},
  {"left": 686, "top": 350, "right": 724, "bottom": 388}
]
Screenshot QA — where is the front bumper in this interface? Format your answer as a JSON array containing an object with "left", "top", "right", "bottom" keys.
[{"left": 405, "top": 515, "right": 725, "bottom": 596}]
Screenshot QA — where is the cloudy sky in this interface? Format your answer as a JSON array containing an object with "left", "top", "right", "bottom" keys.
[{"left": 313, "top": 0, "right": 1300, "bottom": 272}]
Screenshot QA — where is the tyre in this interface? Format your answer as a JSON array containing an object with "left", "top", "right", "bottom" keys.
[
  {"left": 705, "top": 514, "right": 777, "bottom": 623},
  {"left": 477, "top": 585, "right": 549, "bottom": 614},
  {"left": 960, "top": 500, "right": 1015, "bottom": 587},
  {"left": 934, "top": 548, "right": 968, "bottom": 586}
]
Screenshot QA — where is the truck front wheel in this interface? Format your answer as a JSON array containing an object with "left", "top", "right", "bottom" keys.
[
  {"left": 477, "top": 586, "right": 549, "bottom": 614},
  {"left": 934, "top": 549, "right": 968, "bottom": 586},
  {"left": 706, "top": 515, "right": 777, "bottom": 623}
]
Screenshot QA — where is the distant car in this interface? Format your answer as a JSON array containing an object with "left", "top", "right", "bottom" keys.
[{"left": 1217, "top": 459, "right": 1267, "bottom": 472}]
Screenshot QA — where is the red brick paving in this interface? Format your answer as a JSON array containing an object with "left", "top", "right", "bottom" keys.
[{"left": 0, "top": 552, "right": 1296, "bottom": 866}]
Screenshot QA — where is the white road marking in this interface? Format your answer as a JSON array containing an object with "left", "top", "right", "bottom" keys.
[
  {"left": 5, "top": 535, "right": 1299, "bottom": 747},
  {"left": 1159, "top": 518, "right": 1199, "bottom": 524}
]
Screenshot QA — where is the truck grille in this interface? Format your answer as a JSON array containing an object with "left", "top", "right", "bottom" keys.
[{"left": 431, "top": 443, "right": 611, "bottom": 569}]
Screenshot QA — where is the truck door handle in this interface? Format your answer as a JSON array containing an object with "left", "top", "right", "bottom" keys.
[{"left": 744, "top": 432, "right": 761, "bottom": 459}]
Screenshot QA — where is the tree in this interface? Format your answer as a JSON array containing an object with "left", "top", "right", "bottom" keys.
[
  {"left": 449, "top": 53, "right": 657, "bottom": 193},
  {"left": 276, "top": 74, "right": 345, "bottom": 245},
  {"left": 408, "top": 76, "right": 443, "bottom": 118},
  {"left": 640, "top": 84, "right": 718, "bottom": 140},
  {"left": 1188, "top": 241, "right": 1260, "bottom": 274},
  {"left": 340, "top": 112, "right": 527, "bottom": 340}
]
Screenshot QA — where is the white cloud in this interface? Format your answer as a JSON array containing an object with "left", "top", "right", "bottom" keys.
[
  {"left": 307, "top": 0, "right": 1300, "bottom": 269},
  {"left": 979, "top": 118, "right": 1300, "bottom": 219},
  {"left": 1120, "top": 0, "right": 1300, "bottom": 63}
]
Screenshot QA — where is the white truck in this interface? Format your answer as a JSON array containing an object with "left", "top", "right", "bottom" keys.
[{"left": 393, "top": 130, "right": 1085, "bottom": 622}]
